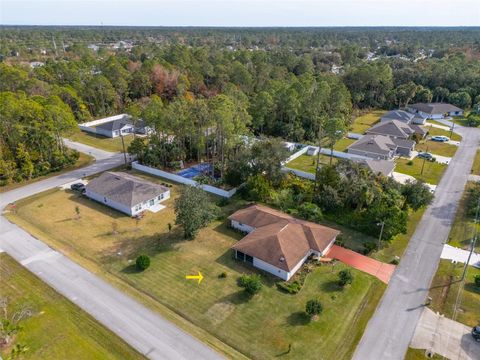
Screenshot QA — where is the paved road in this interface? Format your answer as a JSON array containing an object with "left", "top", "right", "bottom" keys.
[
  {"left": 410, "top": 308, "right": 480, "bottom": 359},
  {"left": 353, "top": 125, "right": 480, "bottom": 360},
  {"left": 0, "top": 141, "right": 224, "bottom": 360}
]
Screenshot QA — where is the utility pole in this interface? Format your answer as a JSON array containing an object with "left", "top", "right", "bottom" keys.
[
  {"left": 449, "top": 121, "right": 455, "bottom": 140},
  {"left": 120, "top": 134, "right": 128, "bottom": 166},
  {"left": 461, "top": 195, "right": 480, "bottom": 281},
  {"left": 377, "top": 220, "right": 385, "bottom": 249}
]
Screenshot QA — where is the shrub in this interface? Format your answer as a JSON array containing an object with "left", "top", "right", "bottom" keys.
[
  {"left": 390, "top": 257, "right": 400, "bottom": 265},
  {"left": 238, "top": 274, "right": 262, "bottom": 295},
  {"left": 219, "top": 272, "right": 227, "bottom": 279},
  {"left": 305, "top": 299, "right": 323, "bottom": 319},
  {"left": 298, "top": 202, "right": 323, "bottom": 222},
  {"left": 407, "top": 160, "right": 414, "bottom": 166},
  {"left": 135, "top": 254, "right": 150, "bottom": 271},
  {"left": 475, "top": 274, "right": 480, "bottom": 288},
  {"left": 338, "top": 269, "right": 354, "bottom": 287},
  {"left": 276, "top": 281, "right": 302, "bottom": 294},
  {"left": 363, "top": 241, "right": 378, "bottom": 255}
]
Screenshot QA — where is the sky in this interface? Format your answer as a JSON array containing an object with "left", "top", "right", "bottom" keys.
[{"left": 1, "top": 0, "right": 479, "bottom": 27}]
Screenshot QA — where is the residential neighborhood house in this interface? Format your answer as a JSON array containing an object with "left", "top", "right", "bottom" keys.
[
  {"left": 347, "top": 134, "right": 415, "bottom": 159},
  {"left": 85, "top": 172, "right": 170, "bottom": 216},
  {"left": 353, "top": 158, "right": 396, "bottom": 177},
  {"left": 366, "top": 120, "right": 426, "bottom": 140},
  {"left": 380, "top": 109, "right": 426, "bottom": 125},
  {"left": 229, "top": 205, "right": 340, "bottom": 280},
  {"left": 406, "top": 103, "right": 464, "bottom": 119},
  {"left": 80, "top": 114, "right": 152, "bottom": 138}
]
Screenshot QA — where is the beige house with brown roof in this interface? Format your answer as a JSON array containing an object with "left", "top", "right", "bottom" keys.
[{"left": 229, "top": 205, "right": 340, "bottom": 280}]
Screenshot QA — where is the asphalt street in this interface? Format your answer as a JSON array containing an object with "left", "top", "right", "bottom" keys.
[
  {"left": 353, "top": 125, "right": 480, "bottom": 360},
  {"left": 0, "top": 141, "right": 224, "bottom": 360}
]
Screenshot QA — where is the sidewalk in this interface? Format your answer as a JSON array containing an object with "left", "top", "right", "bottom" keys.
[{"left": 441, "top": 244, "right": 480, "bottom": 268}]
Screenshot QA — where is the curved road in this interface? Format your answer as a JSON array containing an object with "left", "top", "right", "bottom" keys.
[
  {"left": 0, "top": 141, "right": 224, "bottom": 360},
  {"left": 354, "top": 123, "right": 480, "bottom": 360}
]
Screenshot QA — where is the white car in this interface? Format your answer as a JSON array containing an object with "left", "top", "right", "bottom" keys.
[{"left": 431, "top": 135, "right": 450, "bottom": 142}]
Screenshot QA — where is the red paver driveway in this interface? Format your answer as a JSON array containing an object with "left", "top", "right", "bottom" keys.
[{"left": 326, "top": 245, "right": 396, "bottom": 284}]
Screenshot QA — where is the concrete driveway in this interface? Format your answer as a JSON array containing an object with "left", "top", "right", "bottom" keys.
[
  {"left": 0, "top": 141, "right": 224, "bottom": 360},
  {"left": 410, "top": 307, "right": 480, "bottom": 360}
]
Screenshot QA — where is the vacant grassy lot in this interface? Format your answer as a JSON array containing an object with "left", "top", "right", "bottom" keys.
[
  {"left": 285, "top": 154, "right": 337, "bottom": 173},
  {"left": 415, "top": 140, "right": 458, "bottom": 158},
  {"left": 66, "top": 129, "right": 135, "bottom": 153},
  {"left": 349, "top": 110, "right": 385, "bottom": 134},
  {"left": 6, "top": 172, "right": 386, "bottom": 360},
  {"left": 447, "top": 182, "right": 480, "bottom": 253},
  {"left": 428, "top": 260, "right": 480, "bottom": 327},
  {"left": 333, "top": 138, "right": 356, "bottom": 152},
  {"left": 472, "top": 150, "right": 480, "bottom": 175},
  {"left": 0, "top": 253, "right": 144, "bottom": 360},
  {"left": 395, "top": 158, "right": 447, "bottom": 185},
  {"left": 424, "top": 125, "right": 462, "bottom": 142},
  {"left": 0, "top": 152, "right": 94, "bottom": 193}
]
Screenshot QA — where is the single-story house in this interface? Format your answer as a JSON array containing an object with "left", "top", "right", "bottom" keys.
[
  {"left": 85, "top": 172, "right": 170, "bottom": 216},
  {"left": 366, "top": 120, "right": 426, "bottom": 140},
  {"left": 406, "top": 103, "right": 464, "bottom": 119},
  {"left": 92, "top": 115, "right": 152, "bottom": 138},
  {"left": 380, "top": 110, "right": 426, "bottom": 125},
  {"left": 353, "top": 158, "right": 396, "bottom": 177},
  {"left": 229, "top": 205, "right": 340, "bottom": 281},
  {"left": 347, "top": 134, "right": 415, "bottom": 160}
]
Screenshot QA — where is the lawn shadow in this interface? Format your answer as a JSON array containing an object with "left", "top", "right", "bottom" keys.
[
  {"left": 321, "top": 280, "right": 342, "bottom": 293},
  {"left": 121, "top": 264, "right": 141, "bottom": 274},
  {"left": 212, "top": 222, "right": 244, "bottom": 241},
  {"left": 218, "top": 290, "right": 252, "bottom": 305},
  {"left": 465, "top": 282, "right": 480, "bottom": 295},
  {"left": 286, "top": 311, "right": 310, "bottom": 326},
  {"left": 66, "top": 192, "right": 126, "bottom": 220}
]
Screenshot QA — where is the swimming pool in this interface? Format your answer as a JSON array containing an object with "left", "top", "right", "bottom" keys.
[{"left": 176, "top": 163, "right": 213, "bottom": 179}]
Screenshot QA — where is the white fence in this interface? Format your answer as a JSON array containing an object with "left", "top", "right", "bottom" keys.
[
  {"left": 132, "top": 162, "right": 237, "bottom": 198},
  {"left": 282, "top": 146, "right": 308, "bottom": 165},
  {"left": 281, "top": 167, "right": 316, "bottom": 180},
  {"left": 347, "top": 132, "right": 363, "bottom": 140}
]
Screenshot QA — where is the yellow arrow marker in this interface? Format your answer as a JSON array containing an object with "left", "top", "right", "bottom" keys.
[{"left": 185, "top": 271, "right": 203, "bottom": 284}]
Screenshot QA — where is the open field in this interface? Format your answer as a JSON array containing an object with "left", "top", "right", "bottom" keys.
[
  {"left": 66, "top": 129, "right": 135, "bottom": 153},
  {"left": 5, "top": 171, "right": 386, "bottom": 360},
  {"left": 0, "top": 152, "right": 94, "bottom": 193},
  {"left": 415, "top": 140, "right": 458, "bottom": 158},
  {"left": 349, "top": 110, "right": 385, "bottom": 134},
  {"left": 447, "top": 182, "right": 480, "bottom": 253},
  {"left": 285, "top": 154, "right": 337, "bottom": 173},
  {"left": 0, "top": 253, "right": 144, "bottom": 360},
  {"left": 428, "top": 260, "right": 480, "bottom": 327},
  {"left": 395, "top": 157, "right": 447, "bottom": 185},
  {"left": 333, "top": 138, "right": 356, "bottom": 152},
  {"left": 472, "top": 150, "right": 480, "bottom": 175},
  {"left": 424, "top": 125, "right": 462, "bottom": 142}
]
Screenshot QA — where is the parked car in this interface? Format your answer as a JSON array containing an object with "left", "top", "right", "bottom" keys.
[
  {"left": 431, "top": 135, "right": 450, "bottom": 142},
  {"left": 70, "top": 183, "right": 86, "bottom": 192},
  {"left": 417, "top": 152, "right": 433, "bottom": 160},
  {"left": 472, "top": 326, "right": 480, "bottom": 342}
]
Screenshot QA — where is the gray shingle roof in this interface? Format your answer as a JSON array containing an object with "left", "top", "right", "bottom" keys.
[
  {"left": 353, "top": 158, "right": 395, "bottom": 177},
  {"left": 367, "top": 120, "right": 425, "bottom": 139},
  {"left": 391, "top": 137, "right": 415, "bottom": 150},
  {"left": 347, "top": 134, "right": 396, "bottom": 155},
  {"left": 86, "top": 172, "right": 169, "bottom": 208},
  {"left": 381, "top": 110, "right": 414, "bottom": 123},
  {"left": 95, "top": 115, "right": 133, "bottom": 131},
  {"left": 408, "top": 103, "right": 463, "bottom": 115}
]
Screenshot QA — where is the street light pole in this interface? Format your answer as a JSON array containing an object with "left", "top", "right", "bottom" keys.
[
  {"left": 120, "top": 134, "right": 128, "bottom": 166},
  {"left": 420, "top": 144, "right": 429, "bottom": 175},
  {"left": 461, "top": 195, "right": 480, "bottom": 281},
  {"left": 449, "top": 121, "right": 455, "bottom": 140}
]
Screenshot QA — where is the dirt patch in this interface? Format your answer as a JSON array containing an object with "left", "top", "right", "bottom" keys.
[{"left": 204, "top": 301, "right": 235, "bottom": 326}]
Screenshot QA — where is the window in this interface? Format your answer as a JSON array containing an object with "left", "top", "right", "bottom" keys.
[
  {"left": 149, "top": 199, "right": 154, "bottom": 206},
  {"left": 245, "top": 255, "right": 253, "bottom": 264},
  {"left": 104, "top": 197, "right": 107, "bottom": 203},
  {"left": 236, "top": 251, "right": 245, "bottom": 261}
]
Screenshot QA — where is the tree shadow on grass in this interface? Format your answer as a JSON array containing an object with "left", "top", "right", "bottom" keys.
[
  {"left": 66, "top": 192, "right": 126, "bottom": 220},
  {"left": 218, "top": 290, "right": 252, "bottom": 305},
  {"left": 321, "top": 280, "right": 342, "bottom": 293},
  {"left": 286, "top": 311, "right": 310, "bottom": 326},
  {"left": 121, "top": 264, "right": 142, "bottom": 274},
  {"left": 464, "top": 283, "right": 480, "bottom": 295}
]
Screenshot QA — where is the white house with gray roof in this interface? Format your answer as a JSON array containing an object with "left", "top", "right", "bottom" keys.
[
  {"left": 406, "top": 103, "right": 463, "bottom": 119},
  {"left": 347, "top": 134, "right": 415, "bottom": 160},
  {"left": 366, "top": 120, "right": 426, "bottom": 140},
  {"left": 85, "top": 172, "right": 170, "bottom": 216},
  {"left": 380, "top": 110, "right": 426, "bottom": 125}
]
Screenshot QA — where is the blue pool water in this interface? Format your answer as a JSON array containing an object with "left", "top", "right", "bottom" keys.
[{"left": 177, "top": 163, "right": 213, "bottom": 179}]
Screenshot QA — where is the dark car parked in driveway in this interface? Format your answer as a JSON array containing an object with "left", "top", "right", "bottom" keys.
[
  {"left": 70, "top": 183, "right": 86, "bottom": 192},
  {"left": 472, "top": 326, "right": 480, "bottom": 342}
]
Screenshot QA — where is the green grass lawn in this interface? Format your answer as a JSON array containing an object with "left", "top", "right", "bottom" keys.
[
  {"left": 349, "top": 110, "right": 385, "bottom": 134},
  {"left": 0, "top": 152, "right": 94, "bottom": 193},
  {"left": 424, "top": 125, "right": 462, "bottom": 142},
  {"left": 66, "top": 129, "right": 135, "bottom": 153},
  {"left": 451, "top": 118, "right": 471, "bottom": 127},
  {"left": 425, "top": 120, "right": 450, "bottom": 128},
  {"left": 395, "top": 158, "right": 447, "bottom": 185},
  {"left": 415, "top": 140, "right": 458, "bottom": 158},
  {"left": 285, "top": 154, "right": 337, "bottom": 173},
  {"left": 472, "top": 150, "right": 480, "bottom": 175},
  {"left": 333, "top": 138, "right": 356, "bottom": 152},
  {"left": 5, "top": 172, "right": 386, "bottom": 360},
  {"left": 447, "top": 181, "right": 480, "bottom": 253},
  {"left": 405, "top": 348, "right": 442, "bottom": 360},
  {"left": 428, "top": 260, "right": 480, "bottom": 327},
  {"left": 0, "top": 253, "right": 144, "bottom": 360}
]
